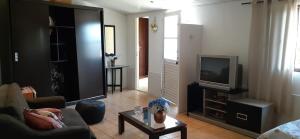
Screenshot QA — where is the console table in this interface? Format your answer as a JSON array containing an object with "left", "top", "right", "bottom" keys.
[{"left": 106, "top": 65, "right": 128, "bottom": 93}]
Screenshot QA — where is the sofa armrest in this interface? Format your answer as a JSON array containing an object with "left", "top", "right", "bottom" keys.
[{"left": 27, "top": 96, "right": 66, "bottom": 109}]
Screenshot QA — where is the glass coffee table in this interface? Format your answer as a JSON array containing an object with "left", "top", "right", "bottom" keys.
[{"left": 118, "top": 107, "right": 187, "bottom": 139}]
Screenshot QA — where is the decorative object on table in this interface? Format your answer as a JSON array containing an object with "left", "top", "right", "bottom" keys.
[
  {"left": 50, "top": 65, "right": 64, "bottom": 96},
  {"left": 21, "top": 86, "right": 37, "bottom": 100},
  {"left": 49, "top": 16, "right": 55, "bottom": 35},
  {"left": 104, "top": 25, "right": 116, "bottom": 56},
  {"left": 134, "top": 106, "right": 143, "bottom": 116},
  {"left": 148, "top": 97, "right": 170, "bottom": 123},
  {"left": 107, "top": 54, "right": 118, "bottom": 67},
  {"left": 151, "top": 16, "right": 158, "bottom": 32}
]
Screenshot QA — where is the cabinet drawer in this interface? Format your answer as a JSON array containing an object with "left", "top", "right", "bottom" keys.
[{"left": 226, "top": 101, "right": 262, "bottom": 133}]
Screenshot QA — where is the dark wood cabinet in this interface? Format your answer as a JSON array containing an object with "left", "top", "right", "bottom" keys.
[
  {"left": 4, "top": 0, "right": 106, "bottom": 101},
  {"left": 74, "top": 9, "right": 104, "bottom": 99},
  {"left": 226, "top": 100, "right": 262, "bottom": 132},
  {"left": 226, "top": 99, "right": 273, "bottom": 133},
  {"left": 10, "top": 0, "right": 52, "bottom": 96},
  {"left": 0, "top": 0, "right": 12, "bottom": 84},
  {"left": 187, "top": 82, "right": 203, "bottom": 114}
]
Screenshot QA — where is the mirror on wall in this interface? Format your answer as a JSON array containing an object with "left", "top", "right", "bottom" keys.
[{"left": 104, "top": 25, "right": 116, "bottom": 56}]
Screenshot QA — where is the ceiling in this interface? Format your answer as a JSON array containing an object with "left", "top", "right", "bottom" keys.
[{"left": 71, "top": 0, "right": 239, "bottom": 14}]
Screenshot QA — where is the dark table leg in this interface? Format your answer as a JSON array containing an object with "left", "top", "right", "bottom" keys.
[
  {"left": 120, "top": 68, "right": 123, "bottom": 92},
  {"left": 113, "top": 68, "right": 116, "bottom": 92},
  {"left": 149, "top": 134, "right": 159, "bottom": 139},
  {"left": 105, "top": 69, "right": 108, "bottom": 93},
  {"left": 181, "top": 126, "right": 187, "bottom": 139},
  {"left": 112, "top": 69, "right": 114, "bottom": 93},
  {"left": 118, "top": 114, "right": 124, "bottom": 134}
]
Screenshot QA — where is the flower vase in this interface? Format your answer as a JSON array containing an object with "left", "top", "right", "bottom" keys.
[
  {"left": 154, "top": 110, "right": 166, "bottom": 123},
  {"left": 111, "top": 60, "right": 115, "bottom": 67}
]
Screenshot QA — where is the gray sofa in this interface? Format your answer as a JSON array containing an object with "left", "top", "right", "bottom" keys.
[{"left": 0, "top": 83, "right": 96, "bottom": 139}]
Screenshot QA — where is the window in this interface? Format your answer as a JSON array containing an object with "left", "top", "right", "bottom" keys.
[
  {"left": 164, "top": 14, "right": 179, "bottom": 61},
  {"left": 295, "top": 7, "right": 300, "bottom": 71}
]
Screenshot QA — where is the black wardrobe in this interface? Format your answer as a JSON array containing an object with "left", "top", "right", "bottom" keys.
[{"left": 0, "top": 0, "right": 106, "bottom": 101}]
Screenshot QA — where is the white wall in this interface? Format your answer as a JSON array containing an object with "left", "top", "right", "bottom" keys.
[
  {"left": 178, "top": 1, "right": 300, "bottom": 121},
  {"left": 181, "top": 1, "right": 252, "bottom": 88},
  {"left": 104, "top": 8, "right": 128, "bottom": 89},
  {"left": 179, "top": 24, "right": 203, "bottom": 112},
  {"left": 127, "top": 11, "right": 165, "bottom": 97}
]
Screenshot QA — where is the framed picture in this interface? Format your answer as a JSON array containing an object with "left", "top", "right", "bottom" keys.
[{"left": 104, "top": 25, "right": 116, "bottom": 56}]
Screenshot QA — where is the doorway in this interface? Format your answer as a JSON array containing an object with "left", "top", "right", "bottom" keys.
[{"left": 137, "top": 17, "right": 149, "bottom": 92}]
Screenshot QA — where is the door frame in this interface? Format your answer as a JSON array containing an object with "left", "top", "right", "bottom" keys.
[
  {"left": 162, "top": 11, "right": 181, "bottom": 101},
  {"left": 136, "top": 17, "right": 149, "bottom": 91},
  {"left": 129, "top": 11, "right": 165, "bottom": 94},
  {"left": 138, "top": 17, "right": 149, "bottom": 79}
]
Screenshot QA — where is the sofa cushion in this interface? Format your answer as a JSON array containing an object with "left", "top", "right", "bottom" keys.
[
  {"left": 0, "top": 83, "right": 29, "bottom": 122},
  {"left": 60, "top": 108, "right": 96, "bottom": 139},
  {"left": 60, "top": 108, "right": 89, "bottom": 128},
  {"left": 35, "top": 108, "right": 63, "bottom": 120},
  {"left": 24, "top": 109, "right": 63, "bottom": 130}
]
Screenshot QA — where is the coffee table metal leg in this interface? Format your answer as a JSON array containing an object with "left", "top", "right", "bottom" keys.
[
  {"left": 181, "top": 126, "right": 187, "bottom": 139},
  {"left": 118, "top": 115, "right": 124, "bottom": 134},
  {"left": 149, "top": 134, "right": 159, "bottom": 139}
]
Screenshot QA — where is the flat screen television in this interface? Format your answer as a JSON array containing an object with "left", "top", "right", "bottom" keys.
[{"left": 197, "top": 55, "right": 238, "bottom": 91}]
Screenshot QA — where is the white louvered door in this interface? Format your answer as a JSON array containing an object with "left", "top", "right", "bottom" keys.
[
  {"left": 163, "top": 61, "right": 179, "bottom": 104},
  {"left": 162, "top": 12, "right": 180, "bottom": 105}
]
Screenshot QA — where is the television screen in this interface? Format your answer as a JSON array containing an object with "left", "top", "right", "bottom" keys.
[{"left": 200, "top": 57, "right": 230, "bottom": 84}]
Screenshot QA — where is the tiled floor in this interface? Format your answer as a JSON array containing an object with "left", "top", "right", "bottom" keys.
[{"left": 89, "top": 90, "right": 253, "bottom": 139}]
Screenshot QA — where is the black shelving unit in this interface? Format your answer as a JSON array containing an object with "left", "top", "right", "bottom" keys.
[
  {"left": 49, "top": 25, "right": 75, "bottom": 29},
  {"left": 188, "top": 83, "right": 246, "bottom": 121},
  {"left": 7, "top": 0, "right": 106, "bottom": 102},
  {"left": 203, "top": 89, "right": 229, "bottom": 121},
  {"left": 48, "top": 6, "right": 79, "bottom": 101},
  {"left": 48, "top": 60, "right": 68, "bottom": 63}
]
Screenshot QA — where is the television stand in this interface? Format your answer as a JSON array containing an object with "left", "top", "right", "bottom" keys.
[
  {"left": 188, "top": 83, "right": 246, "bottom": 119},
  {"left": 187, "top": 83, "right": 263, "bottom": 138},
  {"left": 202, "top": 86, "right": 246, "bottom": 121}
]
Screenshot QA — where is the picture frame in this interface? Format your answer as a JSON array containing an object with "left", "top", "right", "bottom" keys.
[{"left": 104, "top": 25, "right": 116, "bottom": 56}]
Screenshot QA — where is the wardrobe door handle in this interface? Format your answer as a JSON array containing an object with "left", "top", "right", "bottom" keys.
[
  {"left": 14, "top": 52, "right": 19, "bottom": 62},
  {"left": 236, "top": 112, "right": 248, "bottom": 121}
]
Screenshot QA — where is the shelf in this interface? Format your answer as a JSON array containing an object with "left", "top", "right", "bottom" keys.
[
  {"left": 49, "top": 26, "right": 75, "bottom": 29},
  {"left": 202, "top": 86, "right": 248, "bottom": 94},
  {"left": 48, "top": 60, "right": 68, "bottom": 63},
  {"left": 206, "top": 113, "right": 226, "bottom": 122},
  {"left": 51, "top": 43, "right": 65, "bottom": 45},
  {"left": 205, "top": 98, "right": 226, "bottom": 105},
  {"left": 205, "top": 106, "right": 226, "bottom": 113}
]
